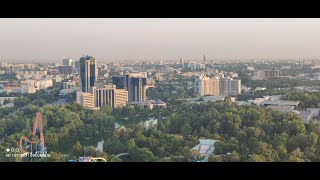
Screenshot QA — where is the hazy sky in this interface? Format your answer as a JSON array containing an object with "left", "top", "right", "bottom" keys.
[{"left": 1, "top": 18, "right": 320, "bottom": 62}]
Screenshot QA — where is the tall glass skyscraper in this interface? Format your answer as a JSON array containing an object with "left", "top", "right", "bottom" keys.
[
  {"left": 79, "top": 55, "right": 97, "bottom": 92},
  {"left": 112, "top": 73, "right": 147, "bottom": 102}
]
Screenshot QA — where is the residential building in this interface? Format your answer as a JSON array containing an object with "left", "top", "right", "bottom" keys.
[
  {"left": 16, "top": 69, "right": 47, "bottom": 79},
  {"left": 264, "top": 69, "right": 280, "bottom": 79},
  {"left": 2, "top": 84, "right": 21, "bottom": 93},
  {"left": 21, "top": 85, "right": 37, "bottom": 93},
  {"left": 252, "top": 70, "right": 265, "bottom": 80},
  {"left": 59, "top": 65, "right": 73, "bottom": 75},
  {"left": 59, "top": 81, "right": 80, "bottom": 97},
  {"left": 219, "top": 77, "right": 241, "bottom": 96},
  {"left": 39, "top": 79, "right": 53, "bottom": 90},
  {"left": 194, "top": 74, "right": 220, "bottom": 96}
]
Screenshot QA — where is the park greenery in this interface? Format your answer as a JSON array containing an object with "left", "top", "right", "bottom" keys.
[
  {"left": 1, "top": 90, "right": 320, "bottom": 162},
  {"left": 1, "top": 76, "right": 320, "bottom": 162}
]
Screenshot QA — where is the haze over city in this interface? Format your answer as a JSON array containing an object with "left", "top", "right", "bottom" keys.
[
  {"left": 2, "top": 18, "right": 320, "bottom": 163},
  {"left": 1, "top": 18, "right": 320, "bottom": 62}
]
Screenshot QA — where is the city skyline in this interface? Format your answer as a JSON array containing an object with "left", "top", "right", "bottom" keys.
[{"left": 1, "top": 18, "right": 320, "bottom": 62}]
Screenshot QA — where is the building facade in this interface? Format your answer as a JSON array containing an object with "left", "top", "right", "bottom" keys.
[
  {"left": 63, "top": 59, "right": 73, "bottom": 66},
  {"left": 219, "top": 77, "right": 241, "bottom": 96},
  {"left": 93, "top": 86, "right": 116, "bottom": 108},
  {"left": 112, "top": 73, "right": 147, "bottom": 102},
  {"left": 77, "top": 85, "right": 128, "bottom": 109},
  {"left": 76, "top": 91, "right": 95, "bottom": 109},
  {"left": 194, "top": 74, "right": 220, "bottom": 96},
  {"left": 264, "top": 69, "right": 280, "bottom": 79},
  {"left": 127, "top": 76, "right": 147, "bottom": 102},
  {"left": 59, "top": 65, "right": 73, "bottom": 75},
  {"left": 79, "top": 55, "right": 97, "bottom": 92}
]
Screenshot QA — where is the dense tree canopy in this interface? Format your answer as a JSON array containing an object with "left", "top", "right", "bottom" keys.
[{"left": 1, "top": 98, "right": 320, "bottom": 162}]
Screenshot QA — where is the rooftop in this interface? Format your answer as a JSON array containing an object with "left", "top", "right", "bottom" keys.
[
  {"left": 297, "top": 111, "right": 313, "bottom": 124},
  {"left": 191, "top": 139, "right": 219, "bottom": 162},
  {"left": 261, "top": 100, "right": 300, "bottom": 106},
  {"left": 266, "top": 105, "right": 295, "bottom": 113}
]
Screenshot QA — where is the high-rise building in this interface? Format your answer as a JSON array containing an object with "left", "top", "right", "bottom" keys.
[
  {"left": 219, "top": 77, "right": 241, "bottom": 96},
  {"left": 112, "top": 76, "right": 126, "bottom": 89},
  {"left": 180, "top": 59, "right": 183, "bottom": 65},
  {"left": 127, "top": 75, "right": 147, "bottom": 102},
  {"left": 230, "top": 79, "right": 241, "bottom": 96},
  {"left": 79, "top": 55, "right": 97, "bottom": 92},
  {"left": 63, "top": 59, "right": 73, "bottom": 66},
  {"left": 203, "top": 54, "right": 207, "bottom": 64},
  {"left": 252, "top": 71, "right": 265, "bottom": 80},
  {"left": 112, "top": 73, "right": 147, "bottom": 102},
  {"left": 101, "top": 64, "right": 108, "bottom": 70},
  {"left": 299, "top": 60, "right": 304, "bottom": 65},
  {"left": 264, "top": 69, "right": 280, "bottom": 79},
  {"left": 74, "top": 61, "right": 80, "bottom": 69},
  {"left": 194, "top": 74, "right": 220, "bottom": 96},
  {"left": 0, "top": 62, "right": 7, "bottom": 67},
  {"left": 93, "top": 85, "right": 128, "bottom": 109}
]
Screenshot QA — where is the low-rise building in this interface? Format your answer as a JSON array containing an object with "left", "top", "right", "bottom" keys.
[
  {"left": 255, "top": 87, "right": 266, "bottom": 91},
  {"left": 129, "top": 99, "right": 166, "bottom": 110},
  {"left": 260, "top": 100, "right": 299, "bottom": 107},
  {"left": 190, "top": 139, "right": 219, "bottom": 162},
  {"left": 266, "top": 106, "right": 295, "bottom": 113},
  {"left": 296, "top": 111, "right": 313, "bottom": 124},
  {"left": 184, "top": 96, "right": 227, "bottom": 104},
  {"left": 236, "top": 101, "right": 251, "bottom": 106},
  {"left": 307, "top": 108, "right": 320, "bottom": 117},
  {"left": 21, "top": 85, "right": 37, "bottom": 93},
  {"left": 143, "top": 117, "right": 158, "bottom": 130},
  {"left": 39, "top": 79, "right": 53, "bottom": 90},
  {"left": 0, "top": 97, "right": 17, "bottom": 106},
  {"left": 2, "top": 84, "right": 21, "bottom": 93},
  {"left": 16, "top": 69, "right": 47, "bottom": 79},
  {"left": 76, "top": 91, "right": 96, "bottom": 110}
]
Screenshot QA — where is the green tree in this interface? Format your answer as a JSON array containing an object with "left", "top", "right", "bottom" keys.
[
  {"left": 48, "top": 151, "right": 65, "bottom": 162},
  {"left": 3, "top": 99, "right": 11, "bottom": 105},
  {"left": 229, "top": 150, "right": 240, "bottom": 162},
  {"left": 181, "top": 123, "right": 192, "bottom": 135},
  {"left": 248, "top": 154, "right": 266, "bottom": 162},
  {"left": 288, "top": 149, "right": 305, "bottom": 162},
  {"left": 72, "top": 141, "right": 83, "bottom": 158}
]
